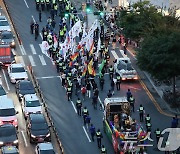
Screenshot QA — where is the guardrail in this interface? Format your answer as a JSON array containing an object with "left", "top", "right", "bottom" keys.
[
  {"left": 28, "top": 65, "right": 64, "bottom": 154},
  {"left": 2, "top": 0, "right": 22, "bottom": 45}
]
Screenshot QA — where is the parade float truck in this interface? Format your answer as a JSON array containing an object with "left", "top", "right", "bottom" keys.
[
  {"left": 114, "top": 57, "right": 138, "bottom": 81},
  {"left": 103, "top": 97, "right": 147, "bottom": 153}
]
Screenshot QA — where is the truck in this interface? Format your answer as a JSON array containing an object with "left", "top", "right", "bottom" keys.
[
  {"left": 0, "top": 44, "right": 15, "bottom": 67},
  {"left": 114, "top": 57, "right": 138, "bottom": 80},
  {"left": 103, "top": 97, "right": 147, "bottom": 153}
]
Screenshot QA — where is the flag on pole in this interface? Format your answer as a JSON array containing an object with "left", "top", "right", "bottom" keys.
[
  {"left": 69, "top": 20, "right": 82, "bottom": 39},
  {"left": 70, "top": 52, "right": 79, "bottom": 62},
  {"left": 88, "top": 58, "right": 96, "bottom": 76},
  {"left": 82, "top": 67, "right": 87, "bottom": 77},
  {"left": 99, "top": 59, "right": 106, "bottom": 77},
  {"left": 89, "top": 42, "right": 94, "bottom": 56}
]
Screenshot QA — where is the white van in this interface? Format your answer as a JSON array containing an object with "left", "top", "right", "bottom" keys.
[{"left": 0, "top": 98, "right": 18, "bottom": 128}]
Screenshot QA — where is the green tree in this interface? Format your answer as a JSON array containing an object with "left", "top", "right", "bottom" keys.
[{"left": 137, "top": 29, "right": 180, "bottom": 104}]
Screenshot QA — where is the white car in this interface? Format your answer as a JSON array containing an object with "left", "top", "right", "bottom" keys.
[
  {"left": 22, "top": 94, "right": 42, "bottom": 118},
  {"left": 8, "top": 63, "right": 28, "bottom": 83},
  {"left": 0, "top": 17, "right": 11, "bottom": 32},
  {"left": 35, "top": 142, "right": 56, "bottom": 154}
]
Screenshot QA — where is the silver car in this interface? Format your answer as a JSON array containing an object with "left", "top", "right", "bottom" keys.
[
  {"left": 35, "top": 142, "right": 56, "bottom": 154},
  {"left": 0, "top": 31, "right": 15, "bottom": 48},
  {"left": 0, "top": 18, "right": 11, "bottom": 32}
]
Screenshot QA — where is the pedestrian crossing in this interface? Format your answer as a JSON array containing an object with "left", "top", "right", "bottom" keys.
[{"left": 18, "top": 43, "right": 54, "bottom": 67}]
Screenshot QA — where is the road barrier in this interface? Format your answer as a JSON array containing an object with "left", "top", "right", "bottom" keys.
[{"left": 28, "top": 65, "right": 65, "bottom": 154}]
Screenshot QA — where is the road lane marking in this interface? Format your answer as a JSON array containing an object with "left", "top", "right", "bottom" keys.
[
  {"left": 21, "top": 131, "right": 28, "bottom": 147},
  {"left": 19, "top": 45, "right": 25, "bottom": 55},
  {"left": 111, "top": 50, "right": 118, "bottom": 59},
  {"left": 128, "top": 86, "right": 141, "bottom": 91},
  {"left": 32, "top": 15, "right": 36, "bottom": 23},
  {"left": 70, "top": 101, "right": 77, "bottom": 113},
  {"left": 39, "top": 55, "right": 47, "bottom": 65},
  {"left": 98, "top": 96, "right": 104, "bottom": 110},
  {"left": 2, "top": 69, "right": 10, "bottom": 91},
  {"left": 40, "top": 33, "right": 43, "bottom": 40},
  {"left": 23, "top": 0, "right": 29, "bottom": 8},
  {"left": 28, "top": 55, "right": 36, "bottom": 66},
  {"left": 82, "top": 126, "right": 91, "bottom": 142},
  {"left": 30, "top": 44, "right": 37, "bottom": 54},
  {"left": 120, "top": 49, "right": 127, "bottom": 58},
  {"left": 36, "top": 76, "right": 60, "bottom": 79}
]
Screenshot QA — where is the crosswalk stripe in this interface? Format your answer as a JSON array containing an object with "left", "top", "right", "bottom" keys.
[
  {"left": 111, "top": 50, "right": 119, "bottom": 59},
  {"left": 30, "top": 44, "right": 37, "bottom": 54},
  {"left": 120, "top": 50, "right": 127, "bottom": 58},
  {"left": 28, "top": 55, "right": 36, "bottom": 66},
  {"left": 39, "top": 55, "right": 46, "bottom": 65},
  {"left": 39, "top": 44, "right": 43, "bottom": 54}
]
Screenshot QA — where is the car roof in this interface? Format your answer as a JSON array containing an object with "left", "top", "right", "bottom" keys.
[
  {"left": 0, "top": 124, "right": 14, "bottom": 129},
  {"left": 1, "top": 146, "right": 18, "bottom": 153},
  {"left": 24, "top": 94, "right": 38, "bottom": 101},
  {"left": 11, "top": 63, "right": 24, "bottom": 68},
  {"left": 29, "top": 114, "right": 45, "bottom": 122},
  {"left": 0, "top": 98, "right": 14, "bottom": 109},
  {"left": 18, "top": 80, "right": 31, "bottom": 85},
  {"left": 38, "top": 142, "right": 54, "bottom": 150}
]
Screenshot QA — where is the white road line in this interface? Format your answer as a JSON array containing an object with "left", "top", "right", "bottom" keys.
[
  {"left": 23, "top": 0, "right": 29, "bottom": 8},
  {"left": 98, "top": 96, "right": 104, "bottom": 110},
  {"left": 39, "top": 55, "right": 46, "bottom": 65},
  {"left": 32, "top": 15, "right": 36, "bottom": 23},
  {"left": 19, "top": 56, "right": 25, "bottom": 66},
  {"left": 70, "top": 101, "right": 77, "bottom": 113},
  {"left": 127, "top": 48, "right": 137, "bottom": 60},
  {"left": 19, "top": 45, "right": 25, "bottom": 55},
  {"left": 21, "top": 131, "right": 28, "bottom": 147},
  {"left": 20, "top": 45, "right": 27, "bottom": 55},
  {"left": 82, "top": 126, "right": 91, "bottom": 142},
  {"left": 28, "top": 55, "right": 36, "bottom": 66},
  {"left": 40, "top": 33, "right": 43, "bottom": 40},
  {"left": 2, "top": 69, "right": 10, "bottom": 91},
  {"left": 36, "top": 76, "right": 60, "bottom": 79},
  {"left": 111, "top": 50, "right": 119, "bottom": 59},
  {"left": 120, "top": 50, "right": 127, "bottom": 58},
  {"left": 30, "top": 44, "right": 37, "bottom": 54},
  {"left": 39, "top": 44, "right": 43, "bottom": 54}
]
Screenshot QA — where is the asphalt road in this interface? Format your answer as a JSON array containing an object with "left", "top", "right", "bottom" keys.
[{"left": 2, "top": 0, "right": 175, "bottom": 153}]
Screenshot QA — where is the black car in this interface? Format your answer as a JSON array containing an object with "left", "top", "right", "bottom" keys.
[
  {"left": 0, "top": 85, "right": 6, "bottom": 97},
  {"left": 27, "top": 114, "right": 51, "bottom": 143},
  {"left": 0, "top": 124, "right": 18, "bottom": 148},
  {"left": 15, "top": 80, "right": 35, "bottom": 101}
]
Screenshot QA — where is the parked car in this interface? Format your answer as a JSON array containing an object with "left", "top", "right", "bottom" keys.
[
  {"left": 7, "top": 63, "right": 28, "bottom": 83},
  {"left": 15, "top": 80, "right": 35, "bottom": 101},
  {"left": 0, "top": 31, "right": 15, "bottom": 48},
  {"left": 22, "top": 94, "right": 42, "bottom": 118},
  {"left": 0, "top": 124, "right": 18, "bottom": 148},
  {"left": 1, "top": 146, "right": 19, "bottom": 154},
  {"left": 0, "top": 85, "right": 7, "bottom": 98},
  {"left": 0, "top": 97, "right": 18, "bottom": 127},
  {"left": 35, "top": 142, "right": 56, "bottom": 154},
  {"left": 27, "top": 114, "right": 51, "bottom": 143},
  {"left": 0, "top": 18, "right": 11, "bottom": 32}
]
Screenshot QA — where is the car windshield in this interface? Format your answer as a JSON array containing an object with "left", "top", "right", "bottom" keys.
[
  {"left": 31, "top": 122, "right": 48, "bottom": 130},
  {"left": 20, "top": 82, "right": 33, "bottom": 90},
  {"left": 0, "top": 20, "right": 9, "bottom": 26},
  {"left": 40, "top": 150, "right": 55, "bottom": 154},
  {"left": 0, "top": 86, "right": 6, "bottom": 96},
  {"left": 0, "top": 108, "right": 15, "bottom": 116},
  {"left": 26, "top": 100, "right": 40, "bottom": 107},
  {"left": 11, "top": 67, "right": 25, "bottom": 73},
  {"left": 0, "top": 126, "right": 16, "bottom": 137},
  {"left": 1, "top": 33, "right": 13, "bottom": 39}
]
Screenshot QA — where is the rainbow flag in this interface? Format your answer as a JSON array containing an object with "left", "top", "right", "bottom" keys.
[
  {"left": 88, "top": 58, "right": 96, "bottom": 76},
  {"left": 89, "top": 42, "right": 94, "bottom": 56},
  {"left": 70, "top": 52, "right": 79, "bottom": 62},
  {"left": 82, "top": 67, "right": 87, "bottom": 77}
]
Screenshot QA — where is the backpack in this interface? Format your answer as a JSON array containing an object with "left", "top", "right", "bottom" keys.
[{"left": 81, "top": 87, "right": 87, "bottom": 94}]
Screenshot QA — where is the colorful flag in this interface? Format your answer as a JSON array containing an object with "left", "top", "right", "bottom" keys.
[
  {"left": 99, "top": 59, "right": 106, "bottom": 76},
  {"left": 88, "top": 58, "right": 96, "bottom": 76},
  {"left": 89, "top": 42, "right": 94, "bottom": 56},
  {"left": 82, "top": 67, "right": 87, "bottom": 77},
  {"left": 70, "top": 52, "right": 79, "bottom": 62}
]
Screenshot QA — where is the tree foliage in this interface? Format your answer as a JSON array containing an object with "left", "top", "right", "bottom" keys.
[{"left": 137, "top": 28, "right": 180, "bottom": 80}]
